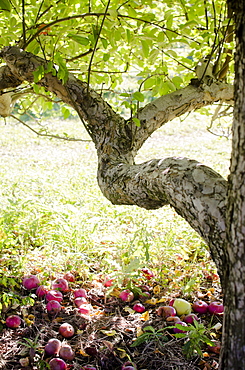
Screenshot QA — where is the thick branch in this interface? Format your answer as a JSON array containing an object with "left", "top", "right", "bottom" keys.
[{"left": 98, "top": 156, "right": 227, "bottom": 281}]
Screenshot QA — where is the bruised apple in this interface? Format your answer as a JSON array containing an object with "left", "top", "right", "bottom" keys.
[
  {"left": 59, "top": 323, "right": 75, "bottom": 338},
  {"left": 46, "top": 300, "right": 62, "bottom": 314},
  {"left": 157, "top": 306, "right": 176, "bottom": 318}
]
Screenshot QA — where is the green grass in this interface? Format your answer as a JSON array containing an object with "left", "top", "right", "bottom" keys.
[{"left": 0, "top": 112, "right": 231, "bottom": 307}]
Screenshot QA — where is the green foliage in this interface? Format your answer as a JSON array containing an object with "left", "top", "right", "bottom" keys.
[
  {"left": 131, "top": 326, "right": 169, "bottom": 347},
  {"left": 0, "top": 0, "right": 233, "bottom": 120},
  {"left": 171, "top": 320, "right": 215, "bottom": 358}
]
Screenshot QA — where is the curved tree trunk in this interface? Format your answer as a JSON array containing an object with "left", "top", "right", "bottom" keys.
[
  {"left": 0, "top": 46, "right": 234, "bottom": 284},
  {"left": 219, "top": 1, "right": 245, "bottom": 368}
]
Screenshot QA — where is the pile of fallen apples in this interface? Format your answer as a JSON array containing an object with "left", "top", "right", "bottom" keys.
[{"left": 4, "top": 269, "right": 224, "bottom": 370}]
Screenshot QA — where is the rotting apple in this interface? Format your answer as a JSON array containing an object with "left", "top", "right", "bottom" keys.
[
  {"left": 59, "top": 322, "right": 75, "bottom": 338},
  {"left": 46, "top": 290, "right": 63, "bottom": 302},
  {"left": 46, "top": 300, "right": 62, "bottom": 314},
  {"left": 192, "top": 300, "right": 209, "bottom": 314},
  {"left": 156, "top": 305, "right": 176, "bottom": 318},
  {"left": 73, "top": 288, "right": 87, "bottom": 299},
  {"left": 59, "top": 344, "right": 75, "bottom": 360},
  {"left": 208, "top": 301, "right": 224, "bottom": 315},
  {"left": 133, "top": 303, "right": 145, "bottom": 313},
  {"left": 119, "top": 289, "right": 134, "bottom": 302},
  {"left": 45, "top": 338, "right": 62, "bottom": 356},
  {"left": 5, "top": 315, "right": 22, "bottom": 328},
  {"left": 49, "top": 357, "right": 67, "bottom": 370},
  {"left": 173, "top": 298, "right": 192, "bottom": 315},
  {"left": 22, "top": 275, "right": 40, "bottom": 290},
  {"left": 52, "top": 278, "right": 69, "bottom": 292}
]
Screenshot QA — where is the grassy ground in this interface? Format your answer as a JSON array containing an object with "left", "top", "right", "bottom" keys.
[{"left": 0, "top": 111, "right": 231, "bottom": 369}]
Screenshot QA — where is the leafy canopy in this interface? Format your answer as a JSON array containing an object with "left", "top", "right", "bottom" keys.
[{"left": 0, "top": 0, "right": 232, "bottom": 117}]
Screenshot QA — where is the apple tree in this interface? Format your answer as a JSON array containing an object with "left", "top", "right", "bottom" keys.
[{"left": 0, "top": 0, "right": 244, "bottom": 368}]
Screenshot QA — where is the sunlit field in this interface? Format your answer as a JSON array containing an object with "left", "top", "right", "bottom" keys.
[{"left": 0, "top": 111, "right": 231, "bottom": 294}]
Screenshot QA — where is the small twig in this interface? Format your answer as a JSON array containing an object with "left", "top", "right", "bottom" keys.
[
  {"left": 87, "top": 0, "right": 111, "bottom": 93},
  {"left": 10, "top": 115, "right": 92, "bottom": 142}
]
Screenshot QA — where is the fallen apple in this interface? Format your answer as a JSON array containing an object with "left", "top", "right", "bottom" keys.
[
  {"left": 141, "top": 267, "right": 154, "bottom": 280},
  {"left": 80, "top": 366, "right": 97, "bottom": 370},
  {"left": 36, "top": 285, "right": 48, "bottom": 298},
  {"left": 46, "top": 290, "right": 63, "bottom": 303},
  {"left": 63, "top": 272, "right": 75, "bottom": 282},
  {"left": 59, "top": 322, "right": 75, "bottom": 338},
  {"left": 157, "top": 305, "right": 176, "bottom": 318},
  {"left": 74, "top": 297, "right": 88, "bottom": 307},
  {"left": 46, "top": 300, "right": 62, "bottom": 314},
  {"left": 173, "top": 320, "right": 188, "bottom": 333},
  {"left": 5, "top": 315, "right": 22, "bottom": 328},
  {"left": 22, "top": 275, "right": 40, "bottom": 290},
  {"left": 52, "top": 278, "right": 69, "bottom": 292},
  {"left": 183, "top": 313, "right": 199, "bottom": 324},
  {"left": 49, "top": 357, "right": 67, "bottom": 370},
  {"left": 119, "top": 289, "right": 134, "bottom": 302},
  {"left": 208, "top": 301, "right": 224, "bottom": 315},
  {"left": 45, "top": 338, "right": 62, "bottom": 356},
  {"left": 139, "top": 291, "right": 151, "bottom": 302},
  {"left": 173, "top": 298, "right": 192, "bottom": 315},
  {"left": 78, "top": 304, "right": 91, "bottom": 315},
  {"left": 59, "top": 344, "right": 75, "bottom": 360},
  {"left": 74, "top": 288, "right": 87, "bottom": 299},
  {"left": 192, "top": 300, "right": 209, "bottom": 314},
  {"left": 122, "top": 361, "right": 137, "bottom": 370},
  {"left": 133, "top": 303, "right": 145, "bottom": 313}
]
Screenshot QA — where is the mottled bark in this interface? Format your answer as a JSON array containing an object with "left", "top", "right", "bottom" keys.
[
  {"left": 219, "top": 1, "right": 245, "bottom": 369},
  {"left": 0, "top": 46, "right": 234, "bottom": 282}
]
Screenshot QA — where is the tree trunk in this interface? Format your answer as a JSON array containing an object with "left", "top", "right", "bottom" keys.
[{"left": 219, "top": 2, "right": 245, "bottom": 368}]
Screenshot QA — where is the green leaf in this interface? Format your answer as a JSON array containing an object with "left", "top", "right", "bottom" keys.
[
  {"left": 62, "top": 107, "right": 70, "bottom": 119},
  {"left": 132, "top": 117, "right": 141, "bottom": 127},
  {"left": 141, "top": 40, "right": 149, "bottom": 58},
  {"left": 0, "top": 0, "right": 10, "bottom": 11},
  {"left": 132, "top": 92, "right": 144, "bottom": 102},
  {"left": 130, "top": 333, "right": 150, "bottom": 347},
  {"left": 144, "top": 78, "right": 155, "bottom": 89},
  {"left": 67, "top": 34, "right": 89, "bottom": 46}
]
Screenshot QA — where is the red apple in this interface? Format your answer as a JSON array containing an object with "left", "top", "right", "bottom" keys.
[
  {"left": 46, "top": 300, "right": 62, "bottom": 314},
  {"left": 59, "top": 323, "right": 75, "bottom": 338},
  {"left": 119, "top": 289, "right": 134, "bottom": 302},
  {"left": 45, "top": 338, "right": 62, "bottom": 356},
  {"left": 52, "top": 278, "right": 69, "bottom": 292},
  {"left": 5, "top": 315, "right": 22, "bottom": 328},
  {"left": 36, "top": 285, "right": 48, "bottom": 298},
  {"left": 74, "top": 288, "right": 87, "bottom": 299},
  {"left": 74, "top": 297, "right": 87, "bottom": 307},
  {"left": 192, "top": 300, "right": 209, "bottom": 314},
  {"left": 78, "top": 304, "right": 91, "bottom": 315},
  {"left": 22, "top": 275, "right": 40, "bottom": 290},
  {"left": 59, "top": 344, "right": 75, "bottom": 360},
  {"left": 63, "top": 272, "right": 75, "bottom": 282},
  {"left": 157, "top": 305, "right": 176, "bottom": 318},
  {"left": 173, "top": 320, "right": 188, "bottom": 333},
  {"left": 208, "top": 301, "right": 224, "bottom": 315},
  {"left": 183, "top": 313, "right": 199, "bottom": 324},
  {"left": 141, "top": 267, "right": 154, "bottom": 280},
  {"left": 49, "top": 358, "right": 67, "bottom": 370},
  {"left": 122, "top": 361, "right": 136, "bottom": 370},
  {"left": 46, "top": 290, "right": 63, "bottom": 302},
  {"left": 80, "top": 366, "right": 97, "bottom": 370},
  {"left": 133, "top": 303, "right": 145, "bottom": 313}
]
